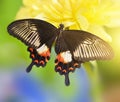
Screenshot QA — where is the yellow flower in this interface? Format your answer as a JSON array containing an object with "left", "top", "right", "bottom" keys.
[{"left": 16, "top": 0, "right": 120, "bottom": 42}]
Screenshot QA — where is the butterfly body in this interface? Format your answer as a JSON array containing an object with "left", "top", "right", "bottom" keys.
[{"left": 7, "top": 19, "right": 114, "bottom": 86}]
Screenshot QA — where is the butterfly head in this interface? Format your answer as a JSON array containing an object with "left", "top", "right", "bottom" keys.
[{"left": 58, "top": 24, "right": 64, "bottom": 30}]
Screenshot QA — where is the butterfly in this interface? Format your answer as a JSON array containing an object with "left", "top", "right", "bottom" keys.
[{"left": 7, "top": 19, "right": 114, "bottom": 86}]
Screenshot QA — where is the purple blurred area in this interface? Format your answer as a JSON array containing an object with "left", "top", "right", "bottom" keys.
[{"left": 0, "top": 67, "right": 92, "bottom": 102}]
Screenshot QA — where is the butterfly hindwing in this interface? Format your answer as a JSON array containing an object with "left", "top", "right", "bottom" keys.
[
  {"left": 62, "top": 30, "right": 114, "bottom": 62},
  {"left": 26, "top": 45, "right": 51, "bottom": 72},
  {"left": 7, "top": 19, "right": 58, "bottom": 49}
]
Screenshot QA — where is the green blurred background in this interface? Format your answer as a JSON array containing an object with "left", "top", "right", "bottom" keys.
[
  {"left": 0, "top": 0, "right": 120, "bottom": 102},
  {"left": 0, "top": 0, "right": 24, "bottom": 66}
]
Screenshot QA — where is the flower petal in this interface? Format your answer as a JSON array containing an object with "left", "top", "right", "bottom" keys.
[{"left": 87, "top": 25, "right": 112, "bottom": 42}]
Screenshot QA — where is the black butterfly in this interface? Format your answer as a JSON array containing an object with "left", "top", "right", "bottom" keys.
[{"left": 7, "top": 19, "right": 114, "bottom": 86}]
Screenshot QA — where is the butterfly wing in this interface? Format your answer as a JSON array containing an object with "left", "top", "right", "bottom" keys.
[
  {"left": 55, "top": 34, "right": 82, "bottom": 86},
  {"left": 7, "top": 19, "right": 58, "bottom": 72},
  {"left": 7, "top": 19, "right": 58, "bottom": 48},
  {"left": 55, "top": 30, "right": 114, "bottom": 86},
  {"left": 62, "top": 30, "right": 114, "bottom": 62}
]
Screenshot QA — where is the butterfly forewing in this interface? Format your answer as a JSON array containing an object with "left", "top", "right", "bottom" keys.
[
  {"left": 7, "top": 19, "right": 58, "bottom": 49},
  {"left": 62, "top": 30, "right": 114, "bottom": 62}
]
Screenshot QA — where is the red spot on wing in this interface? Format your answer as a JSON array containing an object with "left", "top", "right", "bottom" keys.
[
  {"left": 56, "top": 54, "right": 64, "bottom": 63},
  {"left": 34, "top": 60, "right": 39, "bottom": 64},
  {"left": 69, "top": 67, "right": 74, "bottom": 71},
  {"left": 31, "top": 54, "right": 35, "bottom": 58},
  {"left": 73, "top": 63, "right": 79, "bottom": 67},
  {"left": 28, "top": 47, "right": 34, "bottom": 52},
  {"left": 57, "top": 66, "right": 62, "bottom": 71},
  {"left": 39, "top": 49, "right": 50, "bottom": 57},
  {"left": 40, "top": 60, "right": 45, "bottom": 65},
  {"left": 62, "top": 69, "right": 67, "bottom": 73}
]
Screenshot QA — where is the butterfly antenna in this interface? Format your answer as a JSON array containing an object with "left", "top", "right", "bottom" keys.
[
  {"left": 64, "top": 73, "right": 70, "bottom": 86},
  {"left": 26, "top": 61, "right": 34, "bottom": 73}
]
